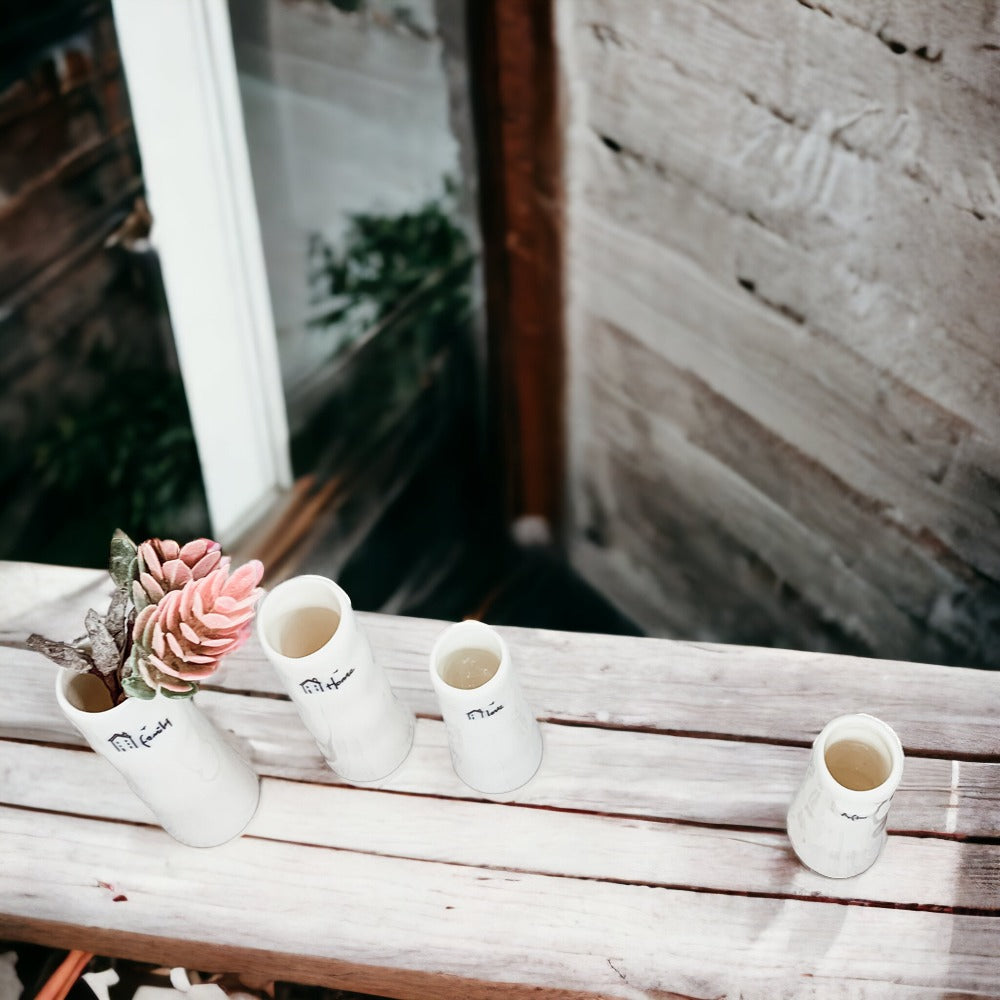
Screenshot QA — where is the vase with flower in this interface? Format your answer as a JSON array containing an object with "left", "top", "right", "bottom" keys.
[{"left": 29, "top": 530, "right": 264, "bottom": 847}]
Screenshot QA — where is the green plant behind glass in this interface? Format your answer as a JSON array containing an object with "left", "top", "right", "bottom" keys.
[
  {"left": 306, "top": 188, "right": 473, "bottom": 354},
  {"left": 293, "top": 188, "right": 475, "bottom": 475}
]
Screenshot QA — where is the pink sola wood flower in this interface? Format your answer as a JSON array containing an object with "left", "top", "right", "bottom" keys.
[
  {"left": 131, "top": 560, "right": 264, "bottom": 694},
  {"left": 133, "top": 537, "right": 231, "bottom": 609}
]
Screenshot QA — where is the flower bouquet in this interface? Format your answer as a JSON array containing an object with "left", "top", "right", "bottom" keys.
[
  {"left": 29, "top": 530, "right": 265, "bottom": 847},
  {"left": 29, "top": 529, "right": 263, "bottom": 704}
]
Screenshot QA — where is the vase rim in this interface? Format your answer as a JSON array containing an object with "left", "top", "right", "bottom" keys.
[
  {"left": 812, "top": 712, "right": 904, "bottom": 801},
  {"left": 54, "top": 668, "right": 174, "bottom": 716},
  {"left": 256, "top": 574, "right": 355, "bottom": 666},
  {"left": 429, "top": 619, "right": 512, "bottom": 699}
]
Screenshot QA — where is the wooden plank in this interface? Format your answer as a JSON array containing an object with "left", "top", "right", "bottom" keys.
[
  {"left": 581, "top": 374, "right": 933, "bottom": 658},
  {"left": 0, "top": 126, "right": 133, "bottom": 223},
  {"left": 4, "top": 563, "right": 1000, "bottom": 757},
  {"left": 571, "top": 210, "right": 1000, "bottom": 584},
  {"left": 0, "top": 177, "right": 142, "bottom": 315},
  {"left": 576, "top": 0, "right": 1000, "bottom": 221},
  {"left": 572, "top": 141, "right": 1000, "bottom": 433},
  {"left": 571, "top": 2, "right": 1000, "bottom": 348},
  {"left": 1, "top": 805, "right": 997, "bottom": 998},
  {"left": 811, "top": 0, "right": 1000, "bottom": 106},
  {"left": 3, "top": 652, "right": 998, "bottom": 837},
  {"left": 0, "top": 126, "right": 138, "bottom": 298},
  {"left": 565, "top": 221, "right": 1000, "bottom": 660},
  {"left": 574, "top": 313, "right": 991, "bottom": 630},
  {"left": 569, "top": 499, "right": 842, "bottom": 658},
  {"left": 2, "top": 741, "right": 997, "bottom": 911},
  {"left": 576, "top": 129, "right": 1000, "bottom": 444},
  {"left": 572, "top": 321, "right": 1000, "bottom": 664},
  {"left": 0, "top": 62, "right": 122, "bottom": 130},
  {"left": 571, "top": 437, "right": 890, "bottom": 659},
  {"left": 556, "top": 0, "right": 1000, "bottom": 668},
  {"left": 0, "top": 564, "right": 113, "bottom": 641}
]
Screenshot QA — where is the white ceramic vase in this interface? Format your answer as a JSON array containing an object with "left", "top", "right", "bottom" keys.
[
  {"left": 256, "top": 575, "right": 414, "bottom": 783},
  {"left": 786, "top": 713, "right": 905, "bottom": 878},
  {"left": 56, "top": 670, "right": 260, "bottom": 847},
  {"left": 429, "top": 619, "right": 543, "bottom": 794}
]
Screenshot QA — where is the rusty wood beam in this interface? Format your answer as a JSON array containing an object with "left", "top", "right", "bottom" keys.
[{"left": 472, "top": 0, "right": 564, "bottom": 536}]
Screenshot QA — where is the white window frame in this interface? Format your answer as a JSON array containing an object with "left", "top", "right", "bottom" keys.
[{"left": 111, "top": 0, "right": 291, "bottom": 545}]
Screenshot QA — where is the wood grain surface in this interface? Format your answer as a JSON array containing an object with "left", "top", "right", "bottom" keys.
[
  {"left": 1, "top": 562, "right": 998, "bottom": 997},
  {"left": 557, "top": 0, "right": 1000, "bottom": 667}
]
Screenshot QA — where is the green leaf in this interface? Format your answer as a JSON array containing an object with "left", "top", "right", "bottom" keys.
[
  {"left": 160, "top": 682, "right": 197, "bottom": 699},
  {"left": 109, "top": 530, "right": 139, "bottom": 589},
  {"left": 26, "top": 635, "right": 94, "bottom": 674},
  {"left": 121, "top": 673, "right": 157, "bottom": 700}
]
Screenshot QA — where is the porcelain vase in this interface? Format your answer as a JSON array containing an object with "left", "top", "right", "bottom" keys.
[
  {"left": 786, "top": 713, "right": 905, "bottom": 878},
  {"left": 256, "top": 575, "right": 414, "bottom": 783},
  {"left": 56, "top": 670, "right": 260, "bottom": 847},
  {"left": 429, "top": 619, "right": 543, "bottom": 794}
]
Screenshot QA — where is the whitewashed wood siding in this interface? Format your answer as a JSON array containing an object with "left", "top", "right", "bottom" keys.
[{"left": 557, "top": 0, "right": 1000, "bottom": 666}]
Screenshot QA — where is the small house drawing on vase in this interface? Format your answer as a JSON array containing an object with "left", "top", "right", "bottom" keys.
[
  {"left": 300, "top": 677, "right": 324, "bottom": 695},
  {"left": 108, "top": 732, "right": 138, "bottom": 752}
]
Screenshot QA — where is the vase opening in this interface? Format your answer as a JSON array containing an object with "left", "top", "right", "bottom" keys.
[
  {"left": 431, "top": 620, "right": 506, "bottom": 689},
  {"left": 64, "top": 672, "right": 115, "bottom": 713},
  {"left": 258, "top": 575, "right": 349, "bottom": 661},
  {"left": 815, "top": 714, "right": 903, "bottom": 797}
]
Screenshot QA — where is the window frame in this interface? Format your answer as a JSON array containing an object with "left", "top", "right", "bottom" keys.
[{"left": 111, "top": 0, "right": 292, "bottom": 545}]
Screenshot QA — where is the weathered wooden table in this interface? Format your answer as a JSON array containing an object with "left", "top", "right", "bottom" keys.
[{"left": 1, "top": 562, "right": 998, "bottom": 998}]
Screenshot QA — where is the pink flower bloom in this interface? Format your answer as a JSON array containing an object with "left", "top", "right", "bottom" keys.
[
  {"left": 131, "top": 559, "right": 263, "bottom": 694},
  {"left": 134, "top": 537, "right": 231, "bottom": 608}
]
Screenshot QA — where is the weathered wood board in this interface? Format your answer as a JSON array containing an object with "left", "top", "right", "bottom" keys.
[
  {"left": 557, "top": 0, "right": 1000, "bottom": 667},
  {"left": 3, "top": 802, "right": 1000, "bottom": 1000}
]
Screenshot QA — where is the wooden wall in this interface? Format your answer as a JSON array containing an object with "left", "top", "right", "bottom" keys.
[{"left": 557, "top": 0, "right": 1000, "bottom": 666}]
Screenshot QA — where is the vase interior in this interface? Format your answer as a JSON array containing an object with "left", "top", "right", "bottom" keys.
[
  {"left": 64, "top": 672, "right": 115, "bottom": 713},
  {"left": 259, "top": 576, "right": 347, "bottom": 660}
]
